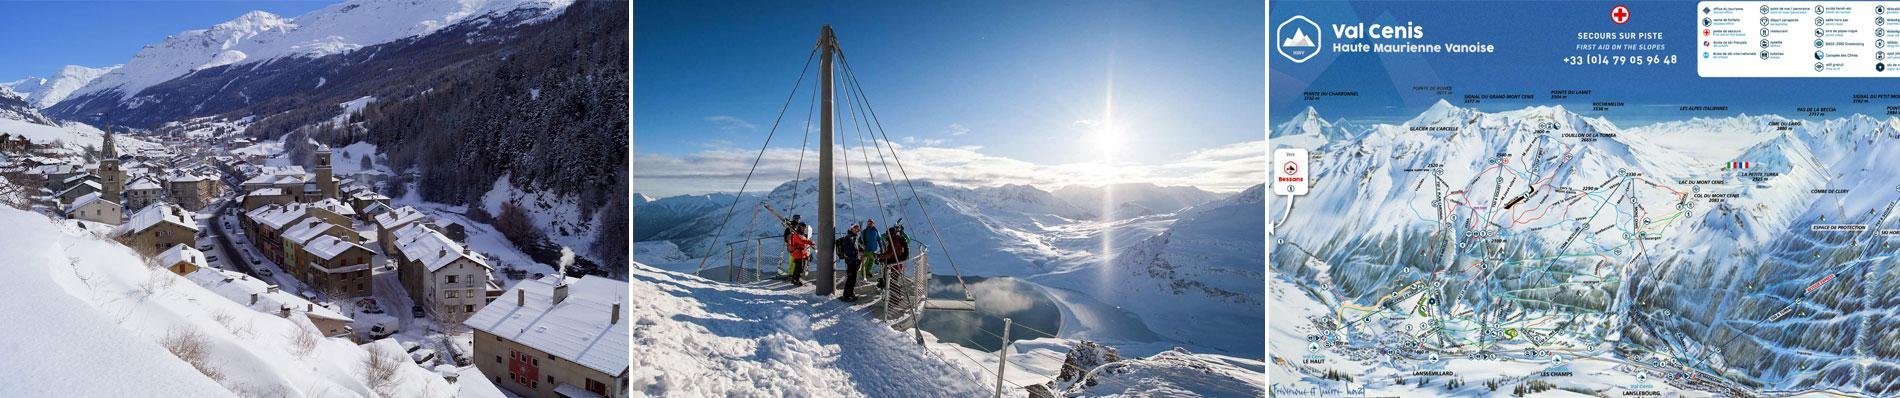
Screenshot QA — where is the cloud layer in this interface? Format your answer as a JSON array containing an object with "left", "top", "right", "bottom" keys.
[{"left": 634, "top": 139, "right": 1264, "bottom": 197}]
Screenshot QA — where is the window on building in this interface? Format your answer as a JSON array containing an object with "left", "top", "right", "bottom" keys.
[
  {"left": 587, "top": 379, "right": 608, "bottom": 395},
  {"left": 447, "top": 290, "right": 459, "bottom": 298},
  {"left": 446, "top": 275, "right": 458, "bottom": 283},
  {"left": 465, "top": 304, "right": 474, "bottom": 312}
]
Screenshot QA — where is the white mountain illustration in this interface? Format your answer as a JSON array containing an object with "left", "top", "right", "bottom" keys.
[{"left": 1281, "top": 28, "right": 1315, "bottom": 47}]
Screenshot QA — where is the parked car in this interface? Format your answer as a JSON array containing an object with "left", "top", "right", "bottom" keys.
[
  {"left": 448, "top": 344, "right": 472, "bottom": 366},
  {"left": 411, "top": 305, "right": 425, "bottom": 318},
  {"left": 410, "top": 349, "right": 437, "bottom": 365},
  {"left": 250, "top": 258, "right": 262, "bottom": 266},
  {"left": 256, "top": 267, "right": 272, "bottom": 276},
  {"left": 206, "top": 255, "right": 219, "bottom": 263},
  {"left": 366, "top": 324, "right": 397, "bottom": 339},
  {"left": 402, "top": 341, "right": 421, "bottom": 353},
  {"left": 355, "top": 298, "right": 384, "bottom": 314},
  {"left": 199, "top": 244, "right": 213, "bottom": 250}
]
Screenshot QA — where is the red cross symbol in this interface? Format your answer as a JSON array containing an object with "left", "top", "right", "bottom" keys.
[{"left": 1612, "top": 5, "right": 1630, "bottom": 24}]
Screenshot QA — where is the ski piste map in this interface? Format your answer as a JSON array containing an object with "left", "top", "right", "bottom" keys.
[{"left": 1269, "top": 2, "right": 1898, "bottom": 397}]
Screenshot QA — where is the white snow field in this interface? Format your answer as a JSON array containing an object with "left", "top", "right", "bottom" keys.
[
  {"left": 628, "top": 262, "right": 1263, "bottom": 397},
  {"left": 0, "top": 207, "right": 456, "bottom": 397},
  {"left": 629, "top": 262, "right": 994, "bottom": 397}
]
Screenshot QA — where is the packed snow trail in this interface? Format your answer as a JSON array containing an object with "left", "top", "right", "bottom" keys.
[{"left": 628, "top": 262, "right": 993, "bottom": 397}]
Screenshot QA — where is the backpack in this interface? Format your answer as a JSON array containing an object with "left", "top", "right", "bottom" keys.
[{"left": 834, "top": 236, "right": 851, "bottom": 260}]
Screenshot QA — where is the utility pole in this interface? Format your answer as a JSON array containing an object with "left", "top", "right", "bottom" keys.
[{"left": 815, "top": 25, "right": 837, "bottom": 296}]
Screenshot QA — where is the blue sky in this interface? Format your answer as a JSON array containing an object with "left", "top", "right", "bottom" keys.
[
  {"left": 635, "top": 0, "right": 1265, "bottom": 197},
  {"left": 1272, "top": 1, "right": 1900, "bottom": 128},
  {"left": 0, "top": 1, "right": 329, "bottom": 81}
]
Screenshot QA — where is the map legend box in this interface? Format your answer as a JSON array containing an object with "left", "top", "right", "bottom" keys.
[{"left": 1699, "top": 1, "right": 1900, "bottom": 77}]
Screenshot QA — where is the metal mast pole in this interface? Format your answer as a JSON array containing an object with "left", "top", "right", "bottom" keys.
[{"left": 815, "top": 25, "right": 837, "bottom": 296}]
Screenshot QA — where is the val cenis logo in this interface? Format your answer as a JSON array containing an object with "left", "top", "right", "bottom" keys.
[{"left": 1277, "top": 15, "right": 1322, "bottom": 63}]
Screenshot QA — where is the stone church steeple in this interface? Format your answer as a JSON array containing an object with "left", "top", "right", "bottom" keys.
[{"left": 98, "top": 125, "right": 125, "bottom": 201}]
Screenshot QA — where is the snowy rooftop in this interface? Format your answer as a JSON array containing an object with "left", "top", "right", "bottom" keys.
[
  {"left": 166, "top": 173, "right": 208, "bottom": 183},
  {"left": 127, "top": 176, "right": 162, "bottom": 191},
  {"left": 465, "top": 276, "right": 628, "bottom": 376},
  {"left": 63, "top": 192, "right": 110, "bottom": 213},
  {"left": 351, "top": 190, "right": 390, "bottom": 201},
  {"left": 156, "top": 244, "right": 206, "bottom": 268},
  {"left": 186, "top": 268, "right": 350, "bottom": 321},
  {"left": 281, "top": 218, "right": 340, "bottom": 245},
  {"left": 29, "top": 163, "right": 82, "bottom": 175},
  {"left": 393, "top": 223, "right": 489, "bottom": 272},
  {"left": 311, "top": 198, "right": 355, "bottom": 215},
  {"left": 60, "top": 173, "right": 95, "bottom": 184},
  {"left": 246, "top": 187, "right": 286, "bottom": 197},
  {"left": 247, "top": 202, "right": 310, "bottom": 230},
  {"left": 374, "top": 205, "right": 425, "bottom": 229},
  {"left": 303, "top": 235, "right": 370, "bottom": 266},
  {"left": 121, "top": 203, "right": 196, "bottom": 234},
  {"left": 57, "top": 180, "right": 100, "bottom": 196},
  {"left": 243, "top": 173, "right": 306, "bottom": 186},
  {"left": 254, "top": 165, "right": 306, "bottom": 177}
]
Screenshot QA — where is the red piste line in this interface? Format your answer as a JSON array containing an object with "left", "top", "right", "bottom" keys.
[{"left": 1806, "top": 274, "right": 1835, "bottom": 294}]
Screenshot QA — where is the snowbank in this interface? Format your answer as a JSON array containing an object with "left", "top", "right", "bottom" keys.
[
  {"left": 629, "top": 262, "right": 993, "bottom": 397},
  {"left": 0, "top": 207, "right": 457, "bottom": 397}
]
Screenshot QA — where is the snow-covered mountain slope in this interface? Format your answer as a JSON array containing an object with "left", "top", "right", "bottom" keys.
[
  {"left": 632, "top": 192, "right": 747, "bottom": 242},
  {"left": 0, "top": 93, "right": 156, "bottom": 156},
  {"left": 0, "top": 207, "right": 453, "bottom": 397},
  {"left": 1271, "top": 106, "right": 1353, "bottom": 150},
  {"left": 1052, "top": 182, "right": 1220, "bottom": 217},
  {"left": 0, "top": 65, "right": 118, "bottom": 109},
  {"left": 62, "top": 0, "right": 571, "bottom": 103},
  {"left": 638, "top": 178, "right": 1092, "bottom": 277},
  {"left": 478, "top": 174, "right": 602, "bottom": 261},
  {"left": 0, "top": 89, "right": 54, "bottom": 125}
]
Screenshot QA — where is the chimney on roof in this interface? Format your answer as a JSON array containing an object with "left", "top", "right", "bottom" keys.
[
  {"left": 552, "top": 283, "right": 570, "bottom": 305},
  {"left": 438, "top": 248, "right": 446, "bottom": 259},
  {"left": 517, "top": 288, "right": 524, "bottom": 306},
  {"left": 610, "top": 301, "right": 620, "bottom": 325},
  {"left": 306, "top": 303, "right": 313, "bottom": 312},
  {"left": 250, "top": 293, "right": 258, "bottom": 305}
]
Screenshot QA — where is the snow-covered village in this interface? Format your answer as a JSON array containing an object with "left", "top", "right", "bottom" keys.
[
  {"left": 632, "top": 2, "right": 1268, "bottom": 397},
  {"left": 0, "top": 0, "right": 627, "bottom": 397}
]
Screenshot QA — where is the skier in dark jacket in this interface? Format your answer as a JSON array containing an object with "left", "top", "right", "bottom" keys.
[{"left": 838, "top": 224, "right": 863, "bottom": 302}]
